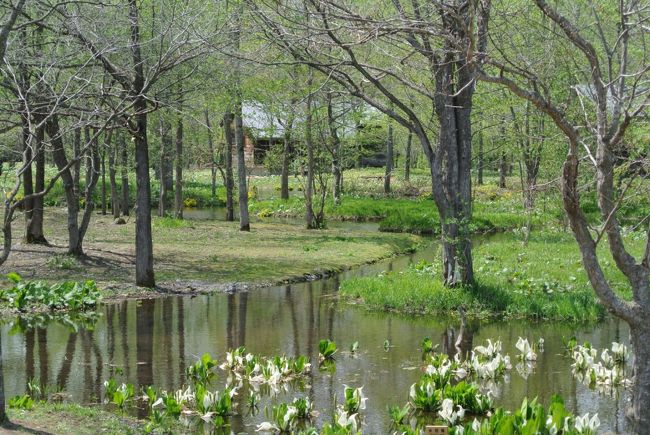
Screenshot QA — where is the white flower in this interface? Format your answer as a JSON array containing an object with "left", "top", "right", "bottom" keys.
[
  {"left": 256, "top": 421, "right": 279, "bottom": 433},
  {"left": 472, "top": 419, "right": 481, "bottom": 431},
  {"left": 516, "top": 337, "right": 537, "bottom": 361}
]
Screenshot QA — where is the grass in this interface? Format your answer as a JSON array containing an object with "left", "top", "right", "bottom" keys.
[
  {"left": 4, "top": 402, "right": 142, "bottom": 434},
  {"left": 339, "top": 229, "right": 641, "bottom": 322},
  {"left": 3, "top": 209, "right": 421, "bottom": 296}
]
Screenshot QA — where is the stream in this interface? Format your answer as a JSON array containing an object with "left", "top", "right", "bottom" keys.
[{"left": 0, "top": 217, "right": 632, "bottom": 433}]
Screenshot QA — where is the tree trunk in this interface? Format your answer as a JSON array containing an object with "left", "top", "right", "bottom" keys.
[
  {"left": 47, "top": 115, "right": 81, "bottom": 255},
  {"left": 133, "top": 103, "right": 155, "bottom": 287},
  {"left": 205, "top": 109, "right": 217, "bottom": 198},
  {"left": 384, "top": 122, "right": 393, "bottom": 194},
  {"left": 0, "top": 330, "right": 5, "bottom": 424},
  {"left": 629, "top": 324, "right": 650, "bottom": 431},
  {"left": 25, "top": 122, "right": 47, "bottom": 244},
  {"left": 100, "top": 138, "right": 107, "bottom": 215},
  {"left": 174, "top": 114, "right": 183, "bottom": 219},
  {"left": 120, "top": 133, "right": 129, "bottom": 216},
  {"left": 223, "top": 112, "right": 235, "bottom": 221},
  {"left": 477, "top": 130, "right": 484, "bottom": 185},
  {"left": 235, "top": 105, "right": 250, "bottom": 231},
  {"left": 327, "top": 93, "right": 342, "bottom": 205},
  {"left": 76, "top": 133, "right": 102, "bottom": 254},
  {"left": 405, "top": 129, "right": 412, "bottom": 182},
  {"left": 73, "top": 127, "right": 81, "bottom": 199},
  {"left": 108, "top": 133, "right": 120, "bottom": 218},
  {"left": 158, "top": 117, "right": 170, "bottom": 218},
  {"left": 430, "top": 58, "right": 474, "bottom": 286},
  {"left": 21, "top": 115, "right": 34, "bottom": 239},
  {"left": 305, "top": 73, "right": 316, "bottom": 229},
  {"left": 280, "top": 112, "right": 295, "bottom": 201},
  {"left": 498, "top": 150, "right": 507, "bottom": 188}
]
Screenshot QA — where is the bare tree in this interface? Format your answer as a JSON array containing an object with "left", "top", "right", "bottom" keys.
[
  {"left": 479, "top": 0, "right": 650, "bottom": 428},
  {"left": 248, "top": 0, "right": 491, "bottom": 285}
]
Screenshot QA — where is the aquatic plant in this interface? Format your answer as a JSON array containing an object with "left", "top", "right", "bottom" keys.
[
  {"left": 515, "top": 337, "right": 537, "bottom": 361},
  {"left": 388, "top": 404, "right": 410, "bottom": 427},
  {"left": 1, "top": 273, "right": 100, "bottom": 311},
  {"left": 319, "top": 339, "right": 338, "bottom": 361},
  {"left": 186, "top": 353, "right": 218, "bottom": 386},
  {"left": 342, "top": 385, "right": 367, "bottom": 414}
]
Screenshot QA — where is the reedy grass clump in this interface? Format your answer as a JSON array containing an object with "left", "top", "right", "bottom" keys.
[{"left": 338, "top": 230, "right": 634, "bottom": 322}]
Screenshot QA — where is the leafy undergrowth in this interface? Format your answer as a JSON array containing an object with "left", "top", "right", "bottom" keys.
[
  {"left": 0, "top": 273, "right": 101, "bottom": 313},
  {"left": 339, "top": 230, "right": 638, "bottom": 322}
]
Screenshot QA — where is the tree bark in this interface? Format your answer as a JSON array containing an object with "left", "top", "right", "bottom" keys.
[
  {"left": 630, "top": 324, "right": 650, "bottom": 430},
  {"left": 0, "top": 330, "right": 5, "bottom": 424},
  {"left": 158, "top": 117, "right": 171, "bottom": 217},
  {"left": 108, "top": 132, "right": 120, "bottom": 218},
  {"left": 47, "top": 115, "right": 81, "bottom": 255},
  {"left": 384, "top": 122, "right": 393, "bottom": 194},
  {"left": 205, "top": 109, "right": 217, "bottom": 199},
  {"left": 76, "top": 132, "right": 102, "bottom": 254},
  {"left": 280, "top": 112, "right": 295, "bottom": 201},
  {"left": 73, "top": 127, "right": 81, "bottom": 199},
  {"left": 120, "top": 132, "right": 129, "bottom": 216},
  {"left": 130, "top": 0, "right": 155, "bottom": 287},
  {"left": 25, "top": 121, "right": 47, "bottom": 244},
  {"left": 235, "top": 105, "right": 250, "bottom": 231},
  {"left": 327, "top": 93, "right": 342, "bottom": 205},
  {"left": 304, "top": 73, "right": 316, "bottom": 229},
  {"left": 405, "top": 129, "right": 412, "bottom": 182},
  {"left": 21, "top": 115, "right": 34, "bottom": 239},
  {"left": 174, "top": 113, "right": 183, "bottom": 219},
  {"left": 498, "top": 151, "right": 507, "bottom": 188},
  {"left": 223, "top": 112, "right": 235, "bottom": 221},
  {"left": 100, "top": 136, "right": 107, "bottom": 215},
  {"left": 477, "top": 130, "right": 484, "bottom": 185}
]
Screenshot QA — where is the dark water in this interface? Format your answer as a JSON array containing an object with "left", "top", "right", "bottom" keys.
[
  {"left": 0, "top": 243, "right": 631, "bottom": 433},
  {"left": 183, "top": 207, "right": 381, "bottom": 232}
]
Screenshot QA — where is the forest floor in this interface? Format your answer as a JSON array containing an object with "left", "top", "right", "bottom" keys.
[{"left": 0, "top": 208, "right": 421, "bottom": 300}]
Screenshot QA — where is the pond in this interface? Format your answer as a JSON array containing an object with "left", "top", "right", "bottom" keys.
[{"left": 0, "top": 242, "right": 631, "bottom": 433}]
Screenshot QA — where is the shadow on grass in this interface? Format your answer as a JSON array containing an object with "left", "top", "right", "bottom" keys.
[{"left": 1, "top": 419, "right": 54, "bottom": 435}]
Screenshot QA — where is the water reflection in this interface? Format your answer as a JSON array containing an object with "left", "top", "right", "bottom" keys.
[{"left": 0, "top": 266, "right": 632, "bottom": 433}]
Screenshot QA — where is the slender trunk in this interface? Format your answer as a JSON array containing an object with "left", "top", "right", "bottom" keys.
[
  {"left": 26, "top": 122, "right": 47, "bottom": 244},
  {"left": 76, "top": 133, "right": 102, "bottom": 254},
  {"left": 477, "top": 130, "right": 484, "bottom": 185},
  {"left": 47, "top": 115, "right": 80, "bottom": 255},
  {"left": 405, "top": 129, "right": 412, "bottom": 182},
  {"left": 305, "top": 73, "right": 315, "bottom": 229},
  {"left": 223, "top": 112, "right": 235, "bottom": 221},
  {"left": 120, "top": 133, "right": 129, "bottom": 216},
  {"left": 281, "top": 112, "right": 295, "bottom": 201},
  {"left": 205, "top": 109, "right": 217, "bottom": 198},
  {"left": 131, "top": 0, "right": 154, "bottom": 287},
  {"left": 384, "top": 123, "right": 393, "bottom": 194},
  {"left": 21, "top": 115, "right": 34, "bottom": 237},
  {"left": 108, "top": 133, "right": 120, "bottom": 218},
  {"left": 498, "top": 150, "right": 507, "bottom": 188},
  {"left": 235, "top": 105, "right": 250, "bottom": 231},
  {"left": 327, "top": 93, "right": 342, "bottom": 205},
  {"left": 73, "top": 127, "right": 81, "bottom": 199},
  {"left": 100, "top": 138, "right": 107, "bottom": 215},
  {"left": 158, "top": 117, "right": 169, "bottom": 218},
  {"left": 174, "top": 114, "right": 183, "bottom": 219}
]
